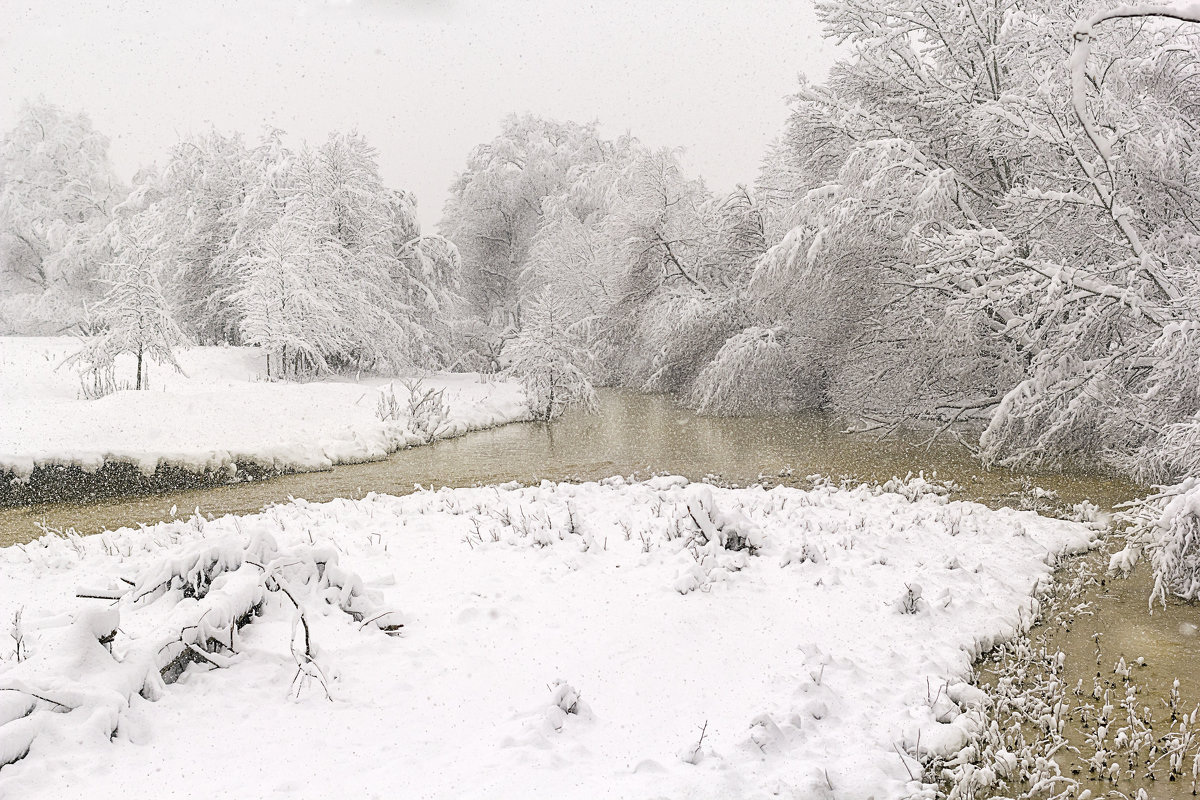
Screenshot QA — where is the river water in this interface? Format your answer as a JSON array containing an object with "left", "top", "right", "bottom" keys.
[{"left": 0, "top": 389, "right": 1138, "bottom": 547}]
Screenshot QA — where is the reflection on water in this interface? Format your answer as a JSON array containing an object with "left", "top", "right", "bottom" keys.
[{"left": 0, "top": 389, "right": 1140, "bottom": 547}]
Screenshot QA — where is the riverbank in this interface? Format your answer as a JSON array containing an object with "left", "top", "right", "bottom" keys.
[
  {"left": 0, "top": 337, "right": 528, "bottom": 505},
  {"left": 0, "top": 476, "right": 1098, "bottom": 799}
]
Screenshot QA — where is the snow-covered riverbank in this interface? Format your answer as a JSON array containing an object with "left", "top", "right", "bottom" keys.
[
  {"left": 0, "top": 477, "right": 1098, "bottom": 799},
  {"left": 0, "top": 337, "right": 528, "bottom": 485}
]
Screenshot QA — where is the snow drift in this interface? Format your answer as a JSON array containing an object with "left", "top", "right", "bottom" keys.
[{"left": 0, "top": 476, "right": 1095, "bottom": 799}]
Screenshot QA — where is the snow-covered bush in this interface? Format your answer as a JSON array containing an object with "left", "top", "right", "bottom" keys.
[
  {"left": 376, "top": 384, "right": 403, "bottom": 422},
  {"left": 1115, "top": 478, "right": 1200, "bottom": 608},
  {"left": 686, "top": 502, "right": 762, "bottom": 555},
  {"left": 544, "top": 678, "right": 593, "bottom": 732},
  {"left": 689, "top": 326, "right": 816, "bottom": 415},
  {"left": 678, "top": 720, "right": 712, "bottom": 766},
  {"left": 400, "top": 377, "right": 450, "bottom": 442},
  {"left": 76, "top": 362, "right": 127, "bottom": 400},
  {"left": 673, "top": 488, "right": 766, "bottom": 594},
  {"left": 376, "top": 378, "right": 450, "bottom": 442},
  {"left": 875, "top": 473, "right": 955, "bottom": 503},
  {"left": 895, "top": 583, "right": 927, "bottom": 615}
]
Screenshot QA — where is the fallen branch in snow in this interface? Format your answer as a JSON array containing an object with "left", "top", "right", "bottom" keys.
[
  {"left": 0, "top": 688, "right": 71, "bottom": 712},
  {"left": 268, "top": 575, "right": 330, "bottom": 701},
  {"left": 0, "top": 528, "right": 404, "bottom": 772}
]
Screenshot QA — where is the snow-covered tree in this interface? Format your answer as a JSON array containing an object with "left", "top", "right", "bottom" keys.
[
  {"left": 388, "top": 188, "right": 464, "bottom": 368},
  {"left": 440, "top": 114, "right": 618, "bottom": 329},
  {"left": 66, "top": 212, "right": 189, "bottom": 391},
  {"left": 145, "top": 129, "right": 262, "bottom": 343},
  {"left": 502, "top": 291, "right": 597, "bottom": 421},
  {"left": 134, "top": 125, "right": 459, "bottom": 373},
  {"left": 715, "top": 0, "right": 1200, "bottom": 478},
  {"left": 449, "top": 122, "right": 764, "bottom": 401},
  {"left": 226, "top": 129, "right": 463, "bottom": 376},
  {"left": 574, "top": 152, "right": 762, "bottom": 397},
  {"left": 283, "top": 132, "right": 425, "bottom": 371},
  {"left": 0, "top": 100, "right": 124, "bottom": 331},
  {"left": 689, "top": 326, "right": 816, "bottom": 415},
  {"left": 228, "top": 216, "right": 346, "bottom": 378}
]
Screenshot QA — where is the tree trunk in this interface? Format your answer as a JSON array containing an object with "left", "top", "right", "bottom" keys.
[{"left": 136, "top": 344, "right": 144, "bottom": 390}]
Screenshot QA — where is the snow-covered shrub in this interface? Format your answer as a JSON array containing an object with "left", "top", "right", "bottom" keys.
[
  {"left": 685, "top": 499, "right": 763, "bottom": 555},
  {"left": 307, "top": 548, "right": 405, "bottom": 633},
  {"left": 446, "top": 317, "right": 513, "bottom": 374},
  {"left": 674, "top": 488, "right": 766, "bottom": 594},
  {"left": 543, "top": 679, "right": 592, "bottom": 732},
  {"left": 400, "top": 377, "right": 450, "bottom": 443},
  {"left": 1116, "top": 479, "right": 1200, "bottom": 607},
  {"left": 550, "top": 680, "right": 580, "bottom": 715},
  {"left": 376, "top": 383, "right": 402, "bottom": 422},
  {"left": 689, "top": 326, "right": 816, "bottom": 415},
  {"left": 1066, "top": 500, "right": 1106, "bottom": 529},
  {"left": 76, "top": 362, "right": 128, "bottom": 400},
  {"left": 375, "top": 378, "right": 450, "bottom": 444},
  {"left": 8, "top": 610, "right": 25, "bottom": 663},
  {"left": 876, "top": 473, "right": 955, "bottom": 503},
  {"left": 895, "top": 583, "right": 927, "bottom": 615},
  {"left": 678, "top": 720, "right": 712, "bottom": 766},
  {"left": 779, "top": 541, "right": 824, "bottom": 567}
]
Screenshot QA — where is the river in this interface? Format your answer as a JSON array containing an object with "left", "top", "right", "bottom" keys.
[{"left": 0, "top": 389, "right": 1138, "bottom": 547}]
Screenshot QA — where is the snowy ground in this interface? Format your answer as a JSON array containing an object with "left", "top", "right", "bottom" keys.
[
  {"left": 0, "top": 337, "right": 527, "bottom": 481},
  {"left": 0, "top": 477, "right": 1098, "bottom": 799}
]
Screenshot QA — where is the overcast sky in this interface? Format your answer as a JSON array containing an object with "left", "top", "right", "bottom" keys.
[{"left": 0, "top": 0, "right": 841, "bottom": 229}]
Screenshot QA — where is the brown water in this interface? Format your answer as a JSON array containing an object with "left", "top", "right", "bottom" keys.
[
  {"left": 0, "top": 390, "right": 1139, "bottom": 547},
  {"left": 1022, "top": 561, "right": 1200, "bottom": 797}
]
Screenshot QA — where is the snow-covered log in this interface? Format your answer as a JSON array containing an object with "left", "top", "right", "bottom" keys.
[{"left": 0, "top": 527, "right": 404, "bottom": 773}]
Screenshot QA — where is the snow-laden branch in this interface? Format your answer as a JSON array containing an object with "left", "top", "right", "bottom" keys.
[
  {"left": 1069, "top": 4, "right": 1200, "bottom": 304},
  {"left": 1071, "top": 3, "right": 1200, "bottom": 129}
]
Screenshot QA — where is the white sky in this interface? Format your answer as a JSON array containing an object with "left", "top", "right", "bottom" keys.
[{"left": 0, "top": 0, "right": 841, "bottom": 229}]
